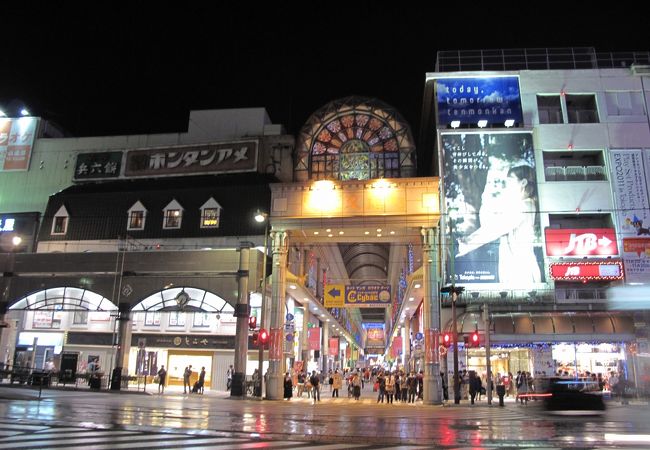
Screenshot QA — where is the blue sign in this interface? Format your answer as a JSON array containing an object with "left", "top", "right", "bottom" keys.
[
  {"left": 415, "top": 332, "right": 424, "bottom": 340},
  {"left": 436, "top": 76, "right": 523, "bottom": 127},
  {"left": 286, "top": 313, "right": 294, "bottom": 322}
]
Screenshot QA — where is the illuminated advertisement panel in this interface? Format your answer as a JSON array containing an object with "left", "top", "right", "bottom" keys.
[
  {"left": 435, "top": 77, "right": 523, "bottom": 127},
  {"left": 544, "top": 228, "right": 618, "bottom": 257},
  {"left": 0, "top": 117, "right": 39, "bottom": 171},
  {"left": 441, "top": 131, "right": 543, "bottom": 286},
  {"left": 549, "top": 261, "right": 623, "bottom": 281},
  {"left": 609, "top": 149, "right": 650, "bottom": 282},
  {"left": 362, "top": 323, "right": 385, "bottom": 348}
]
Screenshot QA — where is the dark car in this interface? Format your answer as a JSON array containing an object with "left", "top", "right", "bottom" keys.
[{"left": 541, "top": 377, "right": 606, "bottom": 415}]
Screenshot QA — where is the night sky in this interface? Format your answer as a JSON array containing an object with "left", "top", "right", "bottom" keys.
[{"left": 1, "top": 4, "right": 647, "bottom": 140}]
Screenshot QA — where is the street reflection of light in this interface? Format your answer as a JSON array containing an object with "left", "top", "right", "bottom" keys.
[{"left": 605, "top": 434, "right": 650, "bottom": 443}]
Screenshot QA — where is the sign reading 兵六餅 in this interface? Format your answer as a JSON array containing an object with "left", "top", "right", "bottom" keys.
[
  {"left": 544, "top": 228, "right": 618, "bottom": 257},
  {"left": 0, "top": 117, "right": 39, "bottom": 171},
  {"left": 324, "top": 284, "right": 391, "bottom": 308},
  {"left": 74, "top": 152, "right": 123, "bottom": 180},
  {"left": 125, "top": 140, "right": 258, "bottom": 177},
  {"left": 435, "top": 76, "right": 523, "bottom": 127}
]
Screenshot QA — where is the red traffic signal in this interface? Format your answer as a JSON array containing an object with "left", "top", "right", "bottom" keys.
[
  {"left": 259, "top": 328, "right": 269, "bottom": 346},
  {"left": 469, "top": 331, "right": 479, "bottom": 347},
  {"left": 442, "top": 333, "right": 451, "bottom": 347}
]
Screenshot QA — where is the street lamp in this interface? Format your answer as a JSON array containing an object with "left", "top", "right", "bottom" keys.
[
  {"left": 254, "top": 210, "right": 269, "bottom": 398},
  {"left": 441, "top": 207, "right": 464, "bottom": 404}
]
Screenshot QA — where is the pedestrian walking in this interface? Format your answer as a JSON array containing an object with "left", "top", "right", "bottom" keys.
[
  {"left": 332, "top": 370, "right": 342, "bottom": 398},
  {"left": 352, "top": 372, "right": 362, "bottom": 400},
  {"left": 182, "top": 365, "right": 192, "bottom": 393},
  {"left": 226, "top": 365, "right": 234, "bottom": 391},
  {"left": 385, "top": 373, "right": 395, "bottom": 404},
  {"left": 283, "top": 372, "right": 293, "bottom": 400},
  {"left": 157, "top": 365, "right": 167, "bottom": 394},
  {"left": 377, "top": 373, "right": 386, "bottom": 403},
  {"left": 310, "top": 371, "right": 321, "bottom": 403},
  {"left": 198, "top": 367, "right": 206, "bottom": 394}
]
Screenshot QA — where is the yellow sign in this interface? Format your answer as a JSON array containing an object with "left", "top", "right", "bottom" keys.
[{"left": 324, "top": 284, "right": 345, "bottom": 308}]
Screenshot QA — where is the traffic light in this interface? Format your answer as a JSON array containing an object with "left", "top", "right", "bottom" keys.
[
  {"left": 442, "top": 332, "right": 451, "bottom": 347},
  {"left": 469, "top": 331, "right": 479, "bottom": 347},
  {"left": 248, "top": 316, "right": 257, "bottom": 330},
  {"left": 259, "top": 328, "right": 269, "bottom": 346},
  {"left": 252, "top": 331, "right": 259, "bottom": 346}
]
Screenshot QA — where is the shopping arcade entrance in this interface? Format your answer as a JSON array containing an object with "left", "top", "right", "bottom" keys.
[{"left": 263, "top": 176, "right": 444, "bottom": 402}]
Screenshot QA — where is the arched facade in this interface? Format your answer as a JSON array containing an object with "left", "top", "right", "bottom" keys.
[{"left": 294, "top": 96, "right": 416, "bottom": 182}]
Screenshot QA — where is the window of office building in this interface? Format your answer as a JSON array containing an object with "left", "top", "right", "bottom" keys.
[
  {"left": 605, "top": 91, "right": 646, "bottom": 116},
  {"left": 542, "top": 150, "right": 607, "bottom": 181},
  {"left": 566, "top": 94, "right": 599, "bottom": 123},
  {"left": 537, "top": 95, "right": 563, "bottom": 124}
]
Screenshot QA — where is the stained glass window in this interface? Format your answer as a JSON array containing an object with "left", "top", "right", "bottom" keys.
[{"left": 297, "top": 98, "right": 414, "bottom": 181}]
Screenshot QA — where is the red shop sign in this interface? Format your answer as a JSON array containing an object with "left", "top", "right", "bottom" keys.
[
  {"left": 545, "top": 228, "right": 618, "bottom": 257},
  {"left": 549, "top": 261, "right": 623, "bottom": 281}
]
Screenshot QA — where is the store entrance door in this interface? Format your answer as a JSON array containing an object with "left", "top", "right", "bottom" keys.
[{"left": 166, "top": 350, "right": 212, "bottom": 389}]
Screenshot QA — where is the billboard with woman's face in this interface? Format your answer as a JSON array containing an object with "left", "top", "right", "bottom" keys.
[{"left": 440, "top": 131, "right": 544, "bottom": 287}]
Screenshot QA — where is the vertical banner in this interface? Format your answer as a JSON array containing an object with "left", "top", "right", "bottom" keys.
[
  {"left": 328, "top": 337, "right": 339, "bottom": 357},
  {"left": 308, "top": 327, "right": 321, "bottom": 350},
  {"left": 441, "top": 131, "right": 543, "bottom": 287},
  {"left": 609, "top": 149, "right": 650, "bottom": 283},
  {"left": 269, "top": 328, "right": 283, "bottom": 361},
  {"left": 0, "top": 117, "right": 38, "bottom": 171},
  {"left": 424, "top": 329, "right": 438, "bottom": 364},
  {"left": 391, "top": 336, "right": 403, "bottom": 358}
]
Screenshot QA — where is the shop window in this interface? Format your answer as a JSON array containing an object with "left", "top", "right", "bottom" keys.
[
  {"left": 127, "top": 201, "right": 147, "bottom": 231},
  {"left": 73, "top": 310, "right": 88, "bottom": 325},
  {"left": 537, "top": 95, "right": 563, "bottom": 124},
  {"left": 193, "top": 312, "right": 211, "bottom": 327},
  {"left": 566, "top": 94, "right": 599, "bottom": 123},
  {"left": 542, "top": 150, "right": 607, "bottom": 181},
  {"left": 51, "top": 205, "right": 69, "bottom": 235},
  {"left": 200, "top": 198, "right": 222, "bottom": 229},
  {"left": 162, "top": 199, "right": 183, "bottom": 230},
  {"left": 168, "top": 311, "right": 186, "bottom": 327},
  {"left": 605, "top": 91, "right": 646, "bottom": 116},
  {"left": 144, "top": 311, "right": 161, "bottom": 326}
]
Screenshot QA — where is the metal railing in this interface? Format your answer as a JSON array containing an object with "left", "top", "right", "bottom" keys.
[{"left": 436, "top": 48, "right": 650, "bottom": 72}]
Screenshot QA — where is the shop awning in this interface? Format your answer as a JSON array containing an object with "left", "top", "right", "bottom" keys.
[{"left": 443, "top": 312, "right": 636, "bottom": 344}]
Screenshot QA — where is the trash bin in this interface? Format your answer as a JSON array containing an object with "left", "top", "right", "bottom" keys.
[
  {"left": 89, "top": 375, "right": 101, "bottom": 390},
  {"left": 496, "top": 385, "right": 506, "bottom": 406},
  {"left": 31, "top": 371, "right": 51, "bottom": 387}
]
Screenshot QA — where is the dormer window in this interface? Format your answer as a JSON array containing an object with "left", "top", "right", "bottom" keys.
[
  {"left": 51, "top": 205, "right": 69, "bottom": 235},
  {"left": 200, "top": 197, "right": 222, "bottom": 229},
  {"left": 127, "top": 201, "right": 147, "bottom": 231},
  {"left": 163, "top": 199, "right": 183, "bottom": 229}
]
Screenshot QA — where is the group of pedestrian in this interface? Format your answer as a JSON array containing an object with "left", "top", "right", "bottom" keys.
[
  {"left": 155, "top": 364, "right": 206, "bottom": 394},
  {"left": 374, "top": 370, "right": 421, "bottom": 404}
]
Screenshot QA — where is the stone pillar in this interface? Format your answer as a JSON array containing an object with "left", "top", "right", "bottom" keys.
[
  {"left": 231, "top": 243, "right": 251, "bottom": 397},
  {"left": 322, "top": 322, "right": 329, "bottom": 373},
  {"left": 421, "top": 227, "right": 442, "bottom": 404},
  {"left": 110, "top": 302, "right": 132, "bottom": 390},
  {"left": 403, "top": 315, "right": 411, "bottom": 371},
  {"left": 266, "top": 231, "right": 288, "bottom": 400}
]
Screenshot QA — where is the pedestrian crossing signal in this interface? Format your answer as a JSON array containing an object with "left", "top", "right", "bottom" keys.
[
  {"left": 259, "top": 328, "right": 269, "bottom": 346},
  {"left": 469, "top": 331, "right": 479, "bottom": 347}
]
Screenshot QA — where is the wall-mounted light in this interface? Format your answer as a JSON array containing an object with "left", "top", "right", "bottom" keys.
[
  {"left": 504, "top": 119, "right": 514, "bottom": 127},
  {"left": 20, "top": 108, "right": 30, "bottom": 116},
  {"left": 450, "top": 120, "right": 460, "bottom": 129}
]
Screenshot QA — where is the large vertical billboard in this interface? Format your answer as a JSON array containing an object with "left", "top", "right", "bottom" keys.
[
  {"left": 0, "top": 117, "right": 39, "bottom": 171},
  {"left": 609, "top": 149, "right": 650, "bottom": 283},
  {"left": 441, "top": 131, "right": 543, "bottom": 286}
]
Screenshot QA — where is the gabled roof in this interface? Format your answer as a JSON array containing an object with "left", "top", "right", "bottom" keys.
[{"left": 39, "top": 173, "right": 275, "bottom": 241}]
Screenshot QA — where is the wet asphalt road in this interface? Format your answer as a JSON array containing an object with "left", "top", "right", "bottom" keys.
[{"left": 0, "top": 386, "right": 648, "bottom": 449}]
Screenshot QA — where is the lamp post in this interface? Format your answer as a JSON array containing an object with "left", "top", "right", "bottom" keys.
[
  {"left": 254, "top": 210, "right": 269, "bottom": 398},
  {"left": 441, "top": 208, "right": 464, "bottom": 404}
]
